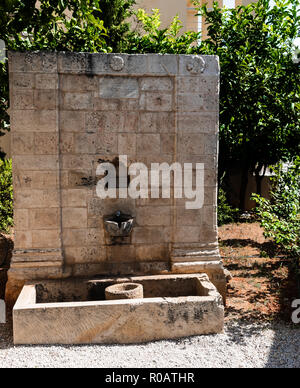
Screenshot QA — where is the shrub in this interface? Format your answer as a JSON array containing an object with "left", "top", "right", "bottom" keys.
[
  {"left": 252, "top": 157, "right": 300, "bottom": 260},
  {"left": 195, "top": 0, "right": 300, "bottom": 210},
  {"left": 218, "top": 184, "right": 239, "bottom": 226},
  {"left": 0, "top": 158, "right": 13, "bottom": 232},
  {"left": 126, "top": 8, "right": 199, "bottom": 54}
]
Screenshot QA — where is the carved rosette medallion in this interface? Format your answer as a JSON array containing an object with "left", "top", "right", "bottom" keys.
[
  {"left": 186, "top": 56, "right": 206, "bottom": 74},
  {"left": 109, "top": 56, "right": 125, "bottom": 72}
]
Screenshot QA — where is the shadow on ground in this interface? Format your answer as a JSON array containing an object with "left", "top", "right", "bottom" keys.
[
  {"left": 264, "top": 262, "right": 300, "bottom": 368},
  {"left": 221, "top": 238, "right": 279, "bottom": 258},
  {"left": 221, "top": 223, "right": 300, "bottom": 367},
  {"left": 0, "top": 311, "right": 13, "bottom": 350}
]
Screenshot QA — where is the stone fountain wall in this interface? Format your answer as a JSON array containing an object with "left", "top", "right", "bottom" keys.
[{"left": 6, "top": 52, "right": 226, "bottom": 304}]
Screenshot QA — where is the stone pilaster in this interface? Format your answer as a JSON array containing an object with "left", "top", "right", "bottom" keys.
[
  {"left": 170, "top": 55, "right": 226, "bottom": 300},
  {"left": 6, "top": 52, "right": 67, "bottom": 305}
]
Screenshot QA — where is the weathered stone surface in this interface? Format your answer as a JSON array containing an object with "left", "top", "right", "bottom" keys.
[
  {"left": 34, "top": 133, "right": 59, "bottom": 155},
  {"left": 177, "top": 133, "right": 205, "bottom": 155},
  {"left": 177, "top": 76, "right": 218, "bottom": 94},
  {"left": 118, "top": 133, "right": 136, "bottom": 155},
  {"left": 105, "top": 283, "right": 144, "bottom": 300},
  {"left": 139, "top": 92, "right": 173, "bottom": 111},
  {"left": 5, "top": 275, "right": 25, "bottom": 310},
  {"left": 147, "top": 54, "right": 178, "bottom": 75},
  {"left": 13, "top": 171, "right": 58, "bottom": 190},
  {"left": 62, "top": 92, "right": 93, "bottom": 110},
  {"left": 132, "top": 227, "right": 171, "bottom": 244},
  {"left": 177, "top": 112, "right": 218, "bottom": 133},
  {"left": 34, "top": 89, "right": 57, "bottom": 110},
  {"left": 11, "top": 90, "right": 34, "bottom": 109},
  {"left": 14, "top": 189, "right": 60, "bottom": 209},
  {"left": 136, "top": 244, "right": 168, "bottom": 262},
  {"left": 96, "top": 131, "right": 118, "bottom": 154},
  {"left": 14, "top": 230, "right": 32, "bottom": 249},
  {"left": 61, "top": 74, "right": 96, "bottom": 91},
  {"left": 140, "top": 77, "right": 173, "bottom": 91},
  {"left": 58, "top": 52, "right": 86, "bottom": 73},
  {"left": 13, "top": 155, "right": 59, "bottom": 171},
  {"left": 9, "top": 52, "right": 57, "bottom": 73},
  {"left": 106, "top": 245, "right": 136, "bottom": 263},
  {"left": 171, "top": 261, "right": 226, "bottom": 302},
  {"left": 12, "top": 73, "right": 35, "bottom": 89},
  {"left": 64, "top": 228, "right": 105, "bottom": 247},
  {"left": 160, "top": 134, "right": 175, "bottom": 155},
  {"left": 179, "top": 55, "right": 220, "bottom": 76},
  {"left": 11, "top": 110, "right": 58, "bottom": 132},
  {"left": 13, "top": 274, "right": 224, "bottom": 344},
  {"left": 136, "top": 206, "right": 171, "bottom": 226},
  {"left": 136, "top": 134, "right": 161, "bottom": 155},
  {"left": 64, "top": 246, "right": 106, "bottom": 264},
  {"left": 139, "top": 112, "right": 175, "bottom": 133},
  {"left": 29, "top": 208, "right": 60, "bottom": 230},
  {"left": 99, "top": 77, "right": 139, "bottom": 99},
  {"left": 60, "top": 111, "right": 85, "bottom": 132},
  {"left": 35, "top": 73, "right": 58, "bottom": 89},
  {"left": 8, "top": 52, "right": 226, "bottom": 324},
  {"left": 32, "top": 230, "right": 61, "bottom": 249},
  {"left": 109, "top": 55, "right": 125, "bottom": 72},
  {"left": 62, "top": 208, "right": 87, "bottom": 229},
  {"left": 12, "top": 132, "right": 34, "bottom": 155}
]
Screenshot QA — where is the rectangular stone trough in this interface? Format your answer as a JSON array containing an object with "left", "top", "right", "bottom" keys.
[{"left": 13, "top": 274, "right": 224, "bottom": 345}]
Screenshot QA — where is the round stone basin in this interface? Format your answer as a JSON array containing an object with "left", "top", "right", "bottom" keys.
[{"left": 105, "top": 283, "right": 144, "bottom": 301}]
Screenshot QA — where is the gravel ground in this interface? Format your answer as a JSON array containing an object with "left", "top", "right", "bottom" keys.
[{"left": 0, "top": 317, "right": 299, "bottom": 368}]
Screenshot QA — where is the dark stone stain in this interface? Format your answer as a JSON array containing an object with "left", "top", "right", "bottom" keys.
[
  {"left": 130, "top": 305, "right": 137, "bottom": 313},
  {"left": 80, "top": 176, "right": 96, "bottom": 187},
  {"left": 86, "top": 54, "right": 95, "bottom": 76},
  {"left": 167, "top": 308, "right": 176, "bottom": 323},
  {"left": 193, "top": 308, "right": 204, "bottom": 321},
  {"left": 57, "top": 289, "right": 67, "bottom": 303},
  {"left": 36, "top": 284, "right": 53, "bottom": 303},
  {"left": 182, "top": 310, "right": 189, "bottom": 323},
  {"left": 98, "top": 158, "right": 110, "bottom": 164}
]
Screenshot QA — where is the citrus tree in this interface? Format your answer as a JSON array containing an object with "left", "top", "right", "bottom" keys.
[{"left": 195, "top": 0, "right": 300, "bottom": 209}]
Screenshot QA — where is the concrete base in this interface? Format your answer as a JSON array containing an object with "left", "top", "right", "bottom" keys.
[{"left": 13, "top": 274, "right": 224, "bottom": 345}]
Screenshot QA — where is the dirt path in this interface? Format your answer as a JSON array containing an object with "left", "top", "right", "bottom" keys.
[{"left": 219, "top": 222, "right": 299, "bottom": 322}]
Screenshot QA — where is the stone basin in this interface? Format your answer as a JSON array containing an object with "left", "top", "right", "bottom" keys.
[
  {"left": 105, "top": 282, "right": 144, "bottom": 300},
  {"left": 13, "top": 274, "right": 224, "bottom": 345}
]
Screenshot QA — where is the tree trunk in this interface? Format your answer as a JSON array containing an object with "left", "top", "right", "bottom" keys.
[
  {"left": 254, "top": 165, "right": 266, "bottom": 196},
  {"left": 239, "top": 165, "right": 249, "bottom": 211}
]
